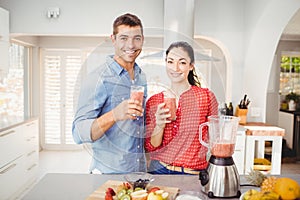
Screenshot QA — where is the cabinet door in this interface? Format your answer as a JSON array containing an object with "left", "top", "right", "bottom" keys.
[
  {"left": 278, "top": 111, "right": 294, "bottom": 149},
  {"left": 0, "top": 41, "right": 9, "bottom": 75},
  {"left": 0, "top": 155, "right": 26, "bottom": 200},
  {"left": 0, "top": 126, "right": 23, "bottom": 168},
  {"left": 0, "top": 7, "right": 9, "bottom": 40}
]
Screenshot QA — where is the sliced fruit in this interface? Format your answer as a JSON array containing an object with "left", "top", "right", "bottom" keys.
[
  {"left": 117, "top": 189, "right": 127, "bottom": 199},
  {"left": 243, "top": 189, "right": 259, "bottom": 200},
  {"left": 161, "top": 192, "right": 169, "bottom": 200},
  {"left": 147, "top": 192, "right": 163, "bottom": 200},
  {"left": 120, "top": 194, "right": 131, "bottom": 200},
  {"left": 131, "top": 190, "right": 148, "bottom": 200}
]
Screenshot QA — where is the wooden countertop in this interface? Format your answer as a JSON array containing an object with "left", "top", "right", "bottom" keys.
[{"left": 242, "top": 122, "right": 285, "bottom": 136}]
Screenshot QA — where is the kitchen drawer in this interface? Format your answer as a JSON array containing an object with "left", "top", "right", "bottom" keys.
[
  {"left": 0, "top": 155, "right": 26, "bottom": 200},
  {"left": 23, "top": 120, "right": 38, "bottom": 140},
  {"left": 0, "top": 126, "right": 23, "bottom": 168},
  {"left": 23, "top": 150, "right": 38, "bottom": 184}
]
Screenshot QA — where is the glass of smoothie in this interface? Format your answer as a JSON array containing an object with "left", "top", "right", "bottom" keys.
[
  {"left": 130, "top": 85, "right": 144, "bottom": 103},
  {"left": 163, "top": 91, "right": 177, "bottom": 121}
]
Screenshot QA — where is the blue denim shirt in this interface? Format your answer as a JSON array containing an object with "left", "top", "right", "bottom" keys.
[{"left": 72, "top": 56, "right": 147, "bottom": 173}]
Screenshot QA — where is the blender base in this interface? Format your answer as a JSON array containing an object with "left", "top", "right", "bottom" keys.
[{"left": 199, "top": 156, "right": 241, "bottom": 198}]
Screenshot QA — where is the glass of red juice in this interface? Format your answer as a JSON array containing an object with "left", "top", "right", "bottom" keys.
[
  {"left": 130, "top": 85, "right": 144, "bottom": 103},
  {"left": 163, "top": 91, "right": 177, "bottom": 121}
]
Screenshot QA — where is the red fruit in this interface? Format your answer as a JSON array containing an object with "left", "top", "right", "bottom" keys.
[
  {"left": 124, "top": 182, "right": 131, "bottom": 190},
  {"left": 148, "top": 187, "right": 160, "bottom": 193},
  {"left": 106, "top": 187, "right": 116, "bottom": 196},
  {"left": 105, "top": 193, "right": 113, "bottom": 200}
]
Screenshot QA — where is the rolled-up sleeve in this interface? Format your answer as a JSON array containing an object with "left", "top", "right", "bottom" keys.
[{"left": 72, "top": 69, "right": 107, "bottom": 144}]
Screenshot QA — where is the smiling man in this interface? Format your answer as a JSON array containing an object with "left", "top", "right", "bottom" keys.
[{"left": 72, "top": 13, "right": 147, "bottom": 174}]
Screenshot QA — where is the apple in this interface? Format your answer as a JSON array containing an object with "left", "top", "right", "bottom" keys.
[{"left": 147, "top": 187, "right": 160, "bottom": 193}]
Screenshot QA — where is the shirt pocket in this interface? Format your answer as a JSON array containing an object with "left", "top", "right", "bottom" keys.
[{"left": 110, "top": 93, "right": 128, "bottom": 108}]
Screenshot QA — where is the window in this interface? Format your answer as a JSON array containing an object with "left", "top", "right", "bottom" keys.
[
  {"left": 42, "top": 49, "right": 84, "bottom": 149},
  {"left": 0, "top": 42, "right": 30, "bottom": 118},
  {"left": 280, "top": 52, "right": 300, "bottom": 95}
]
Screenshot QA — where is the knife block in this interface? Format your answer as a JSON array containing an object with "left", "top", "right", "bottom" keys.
[{"left": 235, "top": 107, "right": 248, "bottom": 125}]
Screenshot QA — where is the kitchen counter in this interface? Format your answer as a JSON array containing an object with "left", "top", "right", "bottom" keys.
[
  {"left": 280, "top": 108, "right": 300, "bottom": 115},
  {"left": 22, "top": 173, "right": 300, "bottom": 200},
  {"left": 0, "top": 114, "right": 37, "bottom": 132}
]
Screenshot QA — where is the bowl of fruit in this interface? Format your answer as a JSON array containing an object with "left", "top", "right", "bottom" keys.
[{"left": 124, "top": 172, "right": 154, "bottom": 190}]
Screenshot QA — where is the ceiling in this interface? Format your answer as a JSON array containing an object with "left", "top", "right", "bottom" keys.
[{"left": 281, "top": 10, "right": 300, "bottom": 40}]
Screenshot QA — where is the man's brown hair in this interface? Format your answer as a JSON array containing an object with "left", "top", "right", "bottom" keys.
[{"left": 113, "top": 13, "right": 143, "bottom": 35}]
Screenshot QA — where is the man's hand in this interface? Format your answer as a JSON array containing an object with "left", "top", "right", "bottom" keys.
[{"left": 112, "top": 99, "right": 144, "bottom": 121}]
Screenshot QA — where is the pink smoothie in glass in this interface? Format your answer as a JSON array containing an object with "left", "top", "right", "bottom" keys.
[
  {"left": 164, "top": 97, "right": 176, "bottom": 120},
  {"left": 211, "top": 143, "right": 235, "bottom": 157},
  {"left": 130, "top": 91, "right": 144, "bottom": 102}
]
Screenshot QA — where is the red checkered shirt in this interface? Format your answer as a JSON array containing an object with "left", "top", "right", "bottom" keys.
[{"left": 145, "top": 86, "right": 218, "bottom": 170}]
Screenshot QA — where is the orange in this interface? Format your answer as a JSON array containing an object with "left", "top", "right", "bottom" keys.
[{"left": 274, "top": 177, "right": 300, "bottom": 199}]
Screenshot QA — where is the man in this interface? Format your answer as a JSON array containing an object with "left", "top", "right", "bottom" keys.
[{"left": 72, "top": 13, "right": 147, "bottom": 174}]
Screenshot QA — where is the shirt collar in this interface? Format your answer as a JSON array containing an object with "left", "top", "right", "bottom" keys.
[{"left": 106, "top": 55, "right": 142, "bottom": 76}]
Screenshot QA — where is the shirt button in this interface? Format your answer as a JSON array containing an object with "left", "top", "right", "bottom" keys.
[
  {"left": 174, "top": 125, "right": 177, "bottom": 128},
  {"left": 137, "top": 145, "right": 140, "bottom": 148},
  {"left": 122, "top": 97, "right": 125, "bottom": 100},
  {"left": 136, "top": 159, "right": 139, "bottom": 162},
  {"left": 137, "top": 131, "right": 140, "bottom": 135}
]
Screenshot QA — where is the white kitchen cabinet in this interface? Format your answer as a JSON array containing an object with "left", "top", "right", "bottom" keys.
[
  {"left": 0, "top": 40, "right": 9, "bottom": 75},
  {"left": 0, "top": 119, "right": 39, "bottom": 200},
  {"left": 0, "top": 7, "right": 9, "bottom": 77},
  {"left": 0, "top": 7, "right": 9, "bottom": 40},
  {"left": 278, "top": 111, "right": 294, "bottom": 148},
  {"left": 232, "top": 129, "right": 246, "bottom": 175}
]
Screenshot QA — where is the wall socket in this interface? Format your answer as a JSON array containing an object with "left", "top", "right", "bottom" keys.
[{"left": 250, "top": 107, "right": 261, "bottom": 117}]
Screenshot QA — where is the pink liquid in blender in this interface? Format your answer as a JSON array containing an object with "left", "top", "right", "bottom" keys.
[{"left": 211, "top": 143, "right": 235, "bottom": 157}]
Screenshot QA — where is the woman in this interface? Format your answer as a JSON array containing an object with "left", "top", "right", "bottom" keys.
[{"left": 145, "top": 41, "right": 218, "bottom": 174}]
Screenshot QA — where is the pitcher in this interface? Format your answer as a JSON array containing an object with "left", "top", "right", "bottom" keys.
[{"left": 199, "top": 115, "right": 240, "bottom": 158}]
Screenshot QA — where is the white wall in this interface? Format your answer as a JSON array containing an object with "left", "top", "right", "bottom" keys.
[
  {"left": 243, "top": 0, "right": 300, "bottom": 122},
  {"left": 0, "top": 0, "right": 164, "bottom": 36},
  {"left": 1, "top": 0, "right": 300, "bottom": 123}
]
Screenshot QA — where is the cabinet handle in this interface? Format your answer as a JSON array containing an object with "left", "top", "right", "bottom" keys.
[
  {"left": 27, "top": 163, "right": 37, "bottom": 171},
  {"left": 0, "top": 163, "right": 17, "bottom": 174},
  {"left": 27, "top": 150, "right": 36, "bottom": 157},
  {"left": 0, "top": 130, "right": 15, "bottom": 137},
  {"left": 26, "top": 122, "right": 35, "bottom": 127}
]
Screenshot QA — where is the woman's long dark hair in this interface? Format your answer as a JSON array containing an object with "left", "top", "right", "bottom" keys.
[{"left": 166, "top": 41, "right": 201, "bottom": 87}]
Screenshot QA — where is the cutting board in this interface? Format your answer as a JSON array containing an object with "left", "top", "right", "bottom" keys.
[{"left": 86, "top": 180, "right": 180, "bottom": 200}]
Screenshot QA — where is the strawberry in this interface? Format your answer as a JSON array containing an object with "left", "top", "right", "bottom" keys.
[
  {"left": 106, "top": 187, "right": 116, "bottom": 196},
  {"left": 105, "top": 193, "right": 113, "bottom": 200}
]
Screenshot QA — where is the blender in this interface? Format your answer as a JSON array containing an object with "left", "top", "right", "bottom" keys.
[{"left": 199, "top": 115, "right": 241, "bottom": 198}]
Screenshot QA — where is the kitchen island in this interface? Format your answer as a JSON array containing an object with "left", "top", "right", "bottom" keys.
[{"left": 22, "top": 173, "right": 300, "bottom": 200}]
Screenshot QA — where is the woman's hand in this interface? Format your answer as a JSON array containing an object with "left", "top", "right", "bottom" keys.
[{"left": 155, "top": 102, "right": 171, "bottom": 128}]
